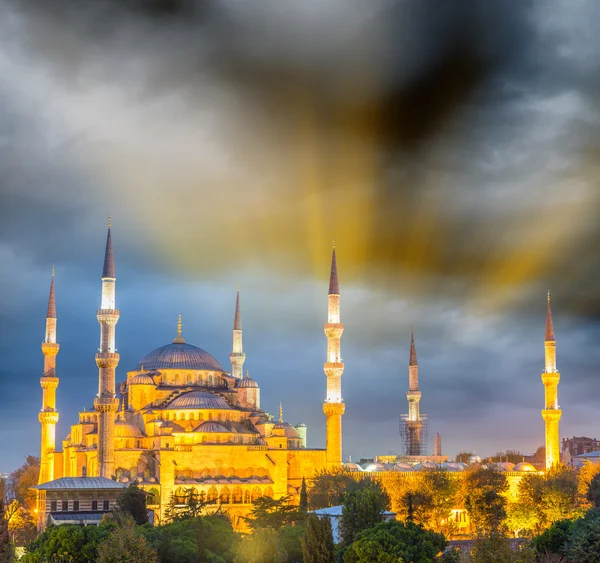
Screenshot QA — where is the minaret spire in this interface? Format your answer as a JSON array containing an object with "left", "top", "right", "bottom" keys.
[
  {"left": 94, "top": 221, "right": 120, "bottom": 478},
  {"left": 541, "top": 291, "right": 561, "bottom": 470},
  {"left": 323, "top": 243, "right": 345, "bottom": 467},
  {"left": 230, "top": 287, "right": 246, "bottom": 379},
  {"left": 39, "top": 268, "right": 60, "bottom": 484},
  {"left": 173, "top": 314, "right": 186, "bottom": 344},
  {"left": 405, "top": 328, "right": 423, "bottom": 455},
  {"left": 409, "top": 327, "right": 417, "bottom": 366},
  {"left": 279, "top": 402, "right": 283, "bottom": 423}
]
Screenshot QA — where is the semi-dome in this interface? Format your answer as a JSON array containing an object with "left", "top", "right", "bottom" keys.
[
  {"left": 493, "top": 462, "right": 516, "bottom": 472},
  {"left": 167, "top": 391, "right": 231, "bottom": 410},
  {"left": 136, "top": 342, "right": 224, "bottom": 371},
  {"left": 513, "top": 462, "right": 537, "bottom": 472},
  {"left": 129, "top": 374, "right": 155, "bottom": 385},
  {"left": 114, "top": 420, "right": 145, "bottom": 438},
  {"left": 281, "top": 423, "right": 300, "bottom": 439},
  {"left": 194, "top": 421, "right": 229, "bottom": 433}
]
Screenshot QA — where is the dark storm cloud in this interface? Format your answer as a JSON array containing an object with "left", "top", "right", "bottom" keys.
[{"left": 1, "top": 0, "right": 600, "bottom": 470}]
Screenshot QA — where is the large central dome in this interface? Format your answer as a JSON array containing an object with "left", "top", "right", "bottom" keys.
[{"left": 136, "top": 342, "right": 224, "bottom": 372}]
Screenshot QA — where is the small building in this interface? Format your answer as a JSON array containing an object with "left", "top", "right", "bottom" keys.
[
  {"left": 33, "top": 477, "right": 127, "bottom": 530},
  {"left": 572, "top": 450, "right": 600, "bottom": 468},
  {"left": 309, "top": 505, "right": 396, "bottom": 544}
]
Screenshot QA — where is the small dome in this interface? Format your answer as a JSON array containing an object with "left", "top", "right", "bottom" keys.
[
  {"left": 282, "top": 423, "right": 300, "bottom": 439},
  {"left": 129, "top": 374, "right": 155, "bottom": 385},
  {"left": 159, "top": 421, "right": 185, "bottom": 432},
  {"left": 136, "top": 342, "right": 224, "bottom": 371},
  {"left": 390, "top": 462, "right": 414, "bottom": 471},
  {"left": 237, "top": 376, "right": 259, "bottom": 389},
  {"left": 167, "top": 391, "right": 231, "bottom": 410},
  {"left": 513, "top": 462, "right": 537, "bottom": 472},
  {"left": 468, "top": 455, "right": 483, "bottom": 465},
  {"left": 363, "top": 463, "right": 386, "bottom": 472},
  {"left": 194, "top": 421, "right": 229, "bottom": 433},
  {"left": 494, "top": 462, "right": 516, "bottom": 472},
  {"left": 441, "top": 463, "right": 465, "bottom": 472},
  {"left": 414, "top": 462, "right": 439, "bottom": 471},
  {"left": 114, "top": 420, "right": 145, "bottom": 438},
  {"left": 343, "top": 463, "right": 362, "bottom": 472}
]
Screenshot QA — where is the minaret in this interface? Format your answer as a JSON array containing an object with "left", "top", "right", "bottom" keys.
[
  {"left": 39, "top": 267, "right": 60, "bottom": 484},
  {"left": 94, "top": 220, "right": 120, "bottom": 478},
  {"left": 229, "top": 288, "right": 245, "bottom": 379},
  {"left": 434, "top": 433, "right": 442, "bottom": 457},
  {"left": 541, "top": 291, "right": 561, "bottom": 470},
  {"left": 406, "top": 329, "right": 423, "bottom": 456},
  {"left": 323, "top": 244, "right": 345, "bottom": 467}
]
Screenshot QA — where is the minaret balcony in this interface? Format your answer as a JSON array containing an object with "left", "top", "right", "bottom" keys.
[
  {"left": 541, "top": 372, "right": 560, "bottom": 386},
  {"left": 324, "top": 325, "right": 344, "bottom": 339},
  {"left": 94, "top": 397, "right": 119, "bottom": 412},
  {"left": 95, "top": 352, "right": 120, "bottom": 369},
  {"left": 96, "top": 309, "right": 120, "bottom": 324},
  {"left": 324, "top": 363, "right": 344, "bottom": 378},
  {"left": 40, "top": 376, "right": 59, "bottom": 390},
  {"left": 323, "top": 402, "right": 345, "bottom": 417},
  {"left": 541, "top": 409, "right": 562, "bottom": 422},
  {"left": 41, "top": 342, "right": 60, "bottom": 356},
  {"left": 38, "top": 411, "right": 60, "bottom": 425}
]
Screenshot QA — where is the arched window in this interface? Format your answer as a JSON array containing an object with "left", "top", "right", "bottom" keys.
[
  {"left": 147, "top": 488, "right": 159, "bottom": 505},
  {"left": 217, "top": 413, "right": 222, "bottom": 421},
  {"left": 244, "top": 490, "right": 251, "bottom": 504},
  {"left": 251, "top": 487, "right": 262, "bottom": 502},
  {"left": 116, "top": 468, "right": 124, "bottom": 480},
  {"left": 199, "top": 413, "right": 204, "bottom": 421},
  {"left": 208, "top": 413, "right": 213, "bottom": 420},
  {"left": 174, "top": 487, "right": 186, "bottom": 505},
  {"left": 220, "top": 487, "right": 230, "bottom": 504},
  {"left": 232, "top": 487, "right": 243, "bottom": 504},
  {"left": 264, "top": 487, "right": 274, "bottom": 498},
  {"left": 207, "top": 487, "right": 218, "bottom": 504},
  {"left": 199, "top": 490, "right": 206, "bottom": 503},
  {"left": 187, "top": 373, "right": 192, "bottom": 384}
]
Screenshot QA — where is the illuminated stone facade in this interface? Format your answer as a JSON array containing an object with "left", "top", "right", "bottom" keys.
[{"left": 37, "top": 225, "right": 337, "bottom": 528}]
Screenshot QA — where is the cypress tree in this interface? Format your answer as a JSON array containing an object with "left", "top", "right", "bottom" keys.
[
  {"left": 0, "top": 501, "right": 14, "bottom": 563},
  {"left": 301, "top": 514, "right": 334, "bottom": 563},
  {"left": 299, "top": 477, "right": 308, "bottom": 513}
]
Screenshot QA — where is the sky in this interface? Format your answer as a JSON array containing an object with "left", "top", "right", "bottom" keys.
[{"left": 1, "top": 0, "right": 600, "bottom": 473}]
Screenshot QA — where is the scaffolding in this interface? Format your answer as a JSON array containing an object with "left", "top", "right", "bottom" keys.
[{"left": 399, "top": 413, "right": 428, "bottom": 456}]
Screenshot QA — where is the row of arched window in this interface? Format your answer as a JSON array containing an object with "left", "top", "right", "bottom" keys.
[
  {"left": 161, "top": 411, "right": 236, "bottom": 422},
  {"left": 175, "top": 467, "right": 269, "bottom": 479},
  {"left": 169, "top": 373, "right": 222, "bottom": 387},
  {"left": 173, "top": 486, "right": 273, "bottom": 505}
]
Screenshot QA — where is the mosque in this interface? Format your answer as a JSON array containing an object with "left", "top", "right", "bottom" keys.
[{"left": 36, "top": 223, "right": 345, "bottom": 526}]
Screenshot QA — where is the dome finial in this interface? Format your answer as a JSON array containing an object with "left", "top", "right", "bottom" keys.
[
  {"left": 108, "top": 216, "right": 111, "bottom": 228},
  {"left": 245, "top": 370, "right": 250, "bottom": 379},
  {"left": 278, "top": 402, "right": 283, "bottom": 423},
  {"left": 172, "top": 314, "right": 186, "bottom": 344}
]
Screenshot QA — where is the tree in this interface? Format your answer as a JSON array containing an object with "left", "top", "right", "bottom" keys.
[
  {"left": 339, "top": 480, "right": 390, "bottom": 546},
  {"left": 471, "top": 532, "right": 535, "bottom": 563},
  {"left": 460, "top": 466, "right": 508, "bottom": 536},
  {"left": 117, "top": 483, "right": 149, "bottom": 525},
  {"left": 563, "top": 508, "right": 600, "bottom": 563},
  {"left": 21, "top": 523, "right": 111, "bottom": 562},
  {"left": 505, "top": 502, "right": 539, "bottom": 538},
  {"left": 519, "top": 466, "right": 578, "bottom": 530},
  {"left": 246, "top": 496, "right": 302, "bottom": 531},
  {"left": 165, "top": 487, "right": 206, "bottom": 522},
  {"left": 342, "top": 520, "right": 446, "bottom": 563},
  {"left": 299, "top": 478, "right": 308, "bottom": 513},
  {"left": 0, "top": 502, "right": 14, "bottom": 563},
  {"left": 308, "top": 468, "right": 370, "bottom": 510},
  {"left": 4, "top": 500, "right": 36, "bottom": 546},
  {"left": 233, "top": 528, "right": 286, "bottom": 563},
  {"left": 5, "top": 457, "right": 39, "bottom": 512},
  {"left": 488, "top": 451, "right": 528, "bottom": 465},
  {"left": 455, "top": 452, "right": 474, "bottom": 464},
  {"left": 278, "top": 524, "right": 304, "bottom": 563},
  {"left": 301, "top": 515, "right": 334, "bottom": 563},
  {"left": 532, "top": 518, "right": 574, "bottom": 559},
  {"left": 98, "top": 523, "right": 159, "bottom": 563},
  {"left": 577, "top": 461, "right": 600, "bottom": 508},
  {"left": 586, "top": 473, "right": 600, "bottom": 508}
]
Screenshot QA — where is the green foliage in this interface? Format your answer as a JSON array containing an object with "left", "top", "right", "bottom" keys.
[
  {"left": 342, "top": 520, "right": 446, "bottom": 563},
  {"left": 396, "top": 470, "right": 458, "bottom": 535},
  {"left": 5, "top": 457, "right": 39, "bottom": 512},
  {"left": 4, "top": 500, "right": 36, "bottom": 546},
  {"left": 440, "top": 547, "right": 462, "bottom": 563},
  {"left": 488, "top": 451, "right": 528, "bottom": 465},
  {"left": 505, "top": 502, "right": 539, "bottom": 538},
  {"left": 165, "top": 487, "right": 207, "bottom": 522},
  {"left": 302, "top": 515, "right": 335, "bottom": 563},
  {"left": 471, "top": 533, "right": 535, "bottom": 563},
  {"left": 299, "top": 478, "right": 308, "bottom": 513},
  {"left": 278, "top": 524, "right": 304, "bottom": 563},
  {"left": 455, "top": 452, "right": 474, "bottom": 464},
  {"left": 233, "top": 528, "right": 286, "bottom": 563},
  {"left": 21, "top": 523, "right": 111, "bottom": 562},
  {"left": 563, "top": 508, "right": 600, "bottom": 563},
  {"left": 0, "top": 502, "right": 14, "bottom": 563},
  {"left": 308, "top": 468, "right": 371, "bottom": 510},
  {"left": 519, "top": 466, "right": 578, "bottom": 530},
  {"left": 117, "top": 483, "right": 149, "bottom": 525},
  {"left": 532, "top": 518, "right": 574, "bottom": 558},
  {"left": 586, "top": 473, "right": 600, "bottom": 508},
  {"left": 97, "top": 523, "right": 158, "bottom": 563},
  {"left": 246, "top": 496, "right": 302, "bottom": 531},
  {"left": 139, "top": 514, "right": 235, "bottom": 563},
  {"left": 339, "top": 480, "right": 390, "bottom": 546},
  {"left": 461, "top": 466, "right": 508, "bottom": 536}
]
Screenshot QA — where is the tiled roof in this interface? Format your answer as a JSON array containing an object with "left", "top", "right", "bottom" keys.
[{"left": 34, "top": 477, "right": 127, "bottom": 490}]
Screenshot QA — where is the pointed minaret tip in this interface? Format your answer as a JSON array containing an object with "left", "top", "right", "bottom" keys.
[
  {"left": 234, "top": 288, "right": 242, "bottom": 331},
  {"left": 102, "top": 221, "right": 115, "bottom": 279},
  {"left": 328, "top": 245, "right": 339, "bottom": 295},
  {"left": 409, "top": 328, "right": 418, "bottom": 366},
  {"left": 545, "top": 290, "right": 555, "bottom": 342},
  {"left": 172, "top": 314, "right": 186, "bottom": 344},
  {"left": 47, "top": 267, "right": 57, "bottom": 319},
  {"left": 278, "top": 402, "right": 283, "bottom": 423}
]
